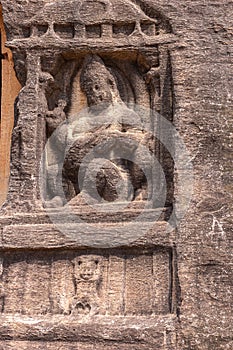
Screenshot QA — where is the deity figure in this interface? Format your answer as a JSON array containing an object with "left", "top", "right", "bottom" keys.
[
  {"left": 44, "top": 99, "right": 68, "bottom": 207},
  {"left": 44, "top": 54, "right": 153, "bottom": 207},
  {"left": 63, "top": 55, "right": 152, "bottom": 205},
  {"left": 71, "top": 255, "right": 103, "bottom": 316},
  {"left": 46, "top": 99, "right": 67, "bottom": 137}
]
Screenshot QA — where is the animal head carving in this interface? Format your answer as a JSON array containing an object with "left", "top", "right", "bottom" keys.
[{"left": 73, "top": 255, "right": 103, "bottom": 282}]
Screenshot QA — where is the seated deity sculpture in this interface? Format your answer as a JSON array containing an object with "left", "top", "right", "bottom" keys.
[{"left": 45, "top": 55, "right": 153, "bottom": 207}]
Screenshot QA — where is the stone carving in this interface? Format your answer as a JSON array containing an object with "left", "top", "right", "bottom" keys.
[
  {"left": 46, "top": 99, "right": 67, "bottom": 136},
  {"left": 62, "top": 54, "right": 152, "bottom": 205},
  {"left": 38, "top": 72, "right": 54, "bottom": 115},
  {"left": 45, "top": 99, "right": 68, "bottom": 207},
  {"left": 41, "top": 53, "right": 158, "bottom": 207},
  {"left": 71, "top": 255, "right": 103, "bottom": 315},
  {"left": 0, "top": 0, "right": 180, "bottom": 348},
  {"left": 24, "top": 0, "right": 161, "bottom": 41},
  {"left": 0, "top": 249, "right": 173, "bottom": 316},
  {"left": 0, "top": 0, "right": 231, "bottom": 349},
  {"left": 3, "top": 0, "right": 174, "bottom": 212}
]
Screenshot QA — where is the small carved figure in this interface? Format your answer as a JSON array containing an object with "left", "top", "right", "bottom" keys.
[
  {"left": 46, "top": 99, "right": 67, "bottom": 136},
  {"left": 38, "top": 72, "right": 54, "bottom": 115},
  {"left": 44, "top": 99, "right": 68, "bottom": 207},
  {"left": 71, "top": 255, "right": 103, "bottom": 316}
]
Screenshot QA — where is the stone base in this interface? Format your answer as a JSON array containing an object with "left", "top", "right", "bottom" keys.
[
  {"left": 0, "top": 206, "right": 174, "bottom": 249},
  {"left": 0, "top": 315, "right": 178, "bottom": 349}
]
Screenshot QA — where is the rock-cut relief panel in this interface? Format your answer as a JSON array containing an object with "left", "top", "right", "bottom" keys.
[
  {"left": 42, "top": 49, "right": 173, "bottom": 212},
  {"left": 0, "top": 249, "right": 173, "bottom": 316},
  {"left": 3, "top": 0, "right": 174, "bottom": 214}
]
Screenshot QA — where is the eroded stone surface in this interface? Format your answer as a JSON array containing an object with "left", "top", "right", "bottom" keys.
[
  {"left": 0, "top": 248, "right": 174, "bottom": 316},
  {"left": 0, "top": 0, "right": 232, "bottom": 349}
]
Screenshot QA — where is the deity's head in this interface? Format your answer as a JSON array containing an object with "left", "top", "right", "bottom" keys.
[
  {"left": 80, "top": 55, "right": 120, "bottom": 110},
  {"left": 74, "top": 255, "right": 102, "bottom": 282},
  {"left": 57, "top": 99, "right": 67, "bottom": 109}
]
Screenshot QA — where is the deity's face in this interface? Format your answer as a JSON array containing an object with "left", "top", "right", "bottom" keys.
[
  {"left": 74, "top": 255, "right": 102, "bottom": 281},
  {"left": 58, "top": 99, "right": 67, "bottom": 109},
  {"left": 84, "top": 73, "right": 114, "bottom": 109}
]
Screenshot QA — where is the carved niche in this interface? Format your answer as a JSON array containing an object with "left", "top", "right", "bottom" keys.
[
  {"left": 0, "top": 1, "right": 178, "bottom": 348},
  {"left": 5, "top": 0, "right": 174, "bottom": 215},
  {"left": 0, "top": 248, "right": 174, "bottom": 316}
]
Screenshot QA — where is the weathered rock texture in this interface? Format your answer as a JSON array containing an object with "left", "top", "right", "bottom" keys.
[
  {"left": 0, "top": 5, "right": 21, "bottom": 205},
  {"left": 0, "top": 0, "right": 232, "bottom": 349}
]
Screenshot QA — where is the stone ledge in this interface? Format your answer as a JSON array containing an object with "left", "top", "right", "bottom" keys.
[
  {"left": 0, "top": 220, "right": 175, "bottom": 249},
  {"left": 7, "top": 33, "right": 176, "bottom": 51},
  {"left": 0, "top": 314, "right": 178, "bottom": 343}
]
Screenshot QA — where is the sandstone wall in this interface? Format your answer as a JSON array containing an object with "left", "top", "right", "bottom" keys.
[{"left": 0, "top": 1, "right": 232, "bottom": 349}]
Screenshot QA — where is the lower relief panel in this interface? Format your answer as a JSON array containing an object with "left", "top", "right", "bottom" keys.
[
  {"left": 0, "top": 248, "right": 174, "bottom": 316},
  {"left": 0, "top": 248, "right": 178, "bottom": 348}
]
